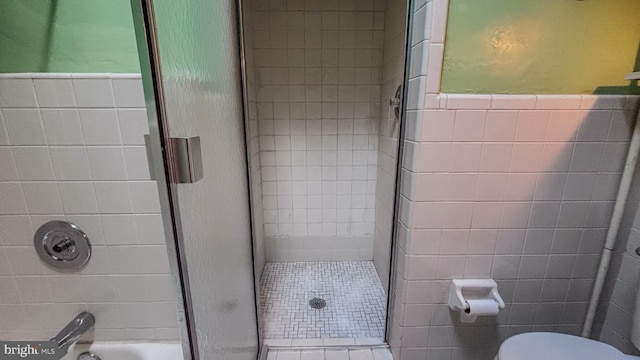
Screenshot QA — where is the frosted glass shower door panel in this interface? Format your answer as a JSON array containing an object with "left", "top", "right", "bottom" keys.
[{"left": 132, "top": 1, "right": 259, "bottom": 359}]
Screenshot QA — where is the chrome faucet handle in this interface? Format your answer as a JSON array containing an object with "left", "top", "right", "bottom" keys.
[
  {"left": 52, "top": 237, "right": 74, "bottom": 253},
  {"left": 389, "top": 84, "right": 403, "bottom": 121},
  {"left": 51, "top": 312, "right": 96, "bottom": 356}
]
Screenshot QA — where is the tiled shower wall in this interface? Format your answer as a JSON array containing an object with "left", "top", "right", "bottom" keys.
[
  {"left": 387, "top": 0, "right": 640, "bottom": 359},
  {"left": 373, "top": 0, "right": 407, "bottom": 292},
  {"left": 248, "top": 0, "right": 386, "bottom": 260},
  {"left": 0, "top": 74, "right": 180, "bottom": 341},
  {"left": 598, "top": 175, "right": 640, "bottom": 355}
]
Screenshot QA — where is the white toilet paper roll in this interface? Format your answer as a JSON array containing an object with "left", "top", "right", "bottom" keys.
[{"left": 464, "top": 299, "right": 500, "bottom": 317}]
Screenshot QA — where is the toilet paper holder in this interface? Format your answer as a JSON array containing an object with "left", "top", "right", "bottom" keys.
[{"left": 448, "top": 279, "right": 505, "bottom": 313}]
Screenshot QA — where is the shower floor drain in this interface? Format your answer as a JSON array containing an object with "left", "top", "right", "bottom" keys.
[{"left": 309, "top": 297, "right": 326, "bottom": 309}]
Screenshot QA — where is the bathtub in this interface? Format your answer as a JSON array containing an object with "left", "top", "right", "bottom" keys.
[{"left": 63, "top": 342, "right": 184, "bottom": 360}]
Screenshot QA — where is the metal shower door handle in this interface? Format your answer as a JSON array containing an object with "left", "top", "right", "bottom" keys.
[
  {"left": 171, "top": 136, "right": 203, "bottom": 184},
  {"left": 144, "top": 135, "right": 203, "bottom": 184}
]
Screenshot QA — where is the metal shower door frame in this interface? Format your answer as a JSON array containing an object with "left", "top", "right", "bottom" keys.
[
  {"left": 130, "top": 0, "right": 265, "bottom": 359},
  {"left": 384, "top": 0, "right": 415, "bottom": 343},
  {"left": 129, "top": 1, "right": 200, "bottom": 359}
]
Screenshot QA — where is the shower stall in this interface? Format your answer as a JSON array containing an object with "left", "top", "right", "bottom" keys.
[{"left": 240, "top": 0, "right": 409, "bottom": 342}]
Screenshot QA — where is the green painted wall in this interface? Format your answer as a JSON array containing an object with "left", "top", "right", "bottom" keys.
[
  {"left": 441, "top": 0, "right": 640, "bottom": 94},
  {"left": 0, "top": 0, "right": 140, "bottom": 73}
]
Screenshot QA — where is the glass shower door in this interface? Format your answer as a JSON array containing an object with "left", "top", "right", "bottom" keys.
[{"left": 131, "top": 1, "right": 259, "bottom": 359}]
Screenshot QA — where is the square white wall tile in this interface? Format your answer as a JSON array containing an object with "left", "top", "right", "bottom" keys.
[
  {"left": 0, "top": 79, "right": 38, "bottom": 108},
  {"left": 87, "top": 147, "right": 128, "bottom": 180},
  {"left": 124, "top": 146, "right": 151, "bottom": 180},
  {"left": 58, "top": 182, "right": 99, "bottom": 214},
  {"left": 118, "top": 109, "right": 149, "bottom": 145},
  {"left": 80, "top": 109, "right": 121, "bottom": 145},
  {"left": 50, "top": 147, "right": 92, "bottom": 180},
  {"left": 112, "top": 78, "right": 145, "bottom": 108},
  {"left": 22, "top": 182, "right": 62, "bottom": 214},
  {"left": 102, "top": 215, "right": 138, "bottom": 245},
  {"left": 136, "top": 214, "right": 166, "bottom": 244},
  {"left": 3, "top": 109, "right": 46, "bottom": 145},
  {"left": 129, "top": 181, "right": 161, "bottom": 213},
  {"left": 72, "top": 78, "right": 115, "bottom": 108},
  {"left": 94, "top": 182, "right": 133, "bottom": 214},
  {"left": 41, "top": 110, "right": 84, "bottom": 145},
  {"left": 34, "top": 78, "right": 77, "bottom": 108},
  {"left": 12, "top": 147, "right": 55, "bottom": 180},
  {"left": 0, "top": 215, "right": 32, "bottom": 246}
]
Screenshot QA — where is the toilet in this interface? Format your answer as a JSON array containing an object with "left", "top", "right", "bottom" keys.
[
  {"left": 497, "top": 283, "right": 640, "bottom": 359},
  {"left": 495, "top": 332, "right": 640, "bottom": 360}
]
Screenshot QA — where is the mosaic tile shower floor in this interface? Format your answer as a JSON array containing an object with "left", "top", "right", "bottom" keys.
[{"left": 260, "top": 261, "right": 387, "bottom": 339}]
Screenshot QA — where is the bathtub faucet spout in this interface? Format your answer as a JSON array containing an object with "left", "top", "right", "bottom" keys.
[{"left": 51, "top": 312, "right": 96, "bottom": 357}]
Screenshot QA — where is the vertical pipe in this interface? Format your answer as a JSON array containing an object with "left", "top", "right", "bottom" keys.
[{"left": 582, "top": 106, "right": 640, "bottom": 337}]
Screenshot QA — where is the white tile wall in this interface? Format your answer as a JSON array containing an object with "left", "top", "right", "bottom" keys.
[
  {"left": 246, "top": 0, "right": 386, "bottom": 260},
  {"left": 393, "top": 94, "right": 639, "bottom": 360},
  {"left": 0, "top": 74, "right": 180, "bottom": 342},
  {"left": 598, "top": 193, "right": 640, "bottom": 355},
  {"left": 386, "top": 0, "right": 640, "bottom": 359}
]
